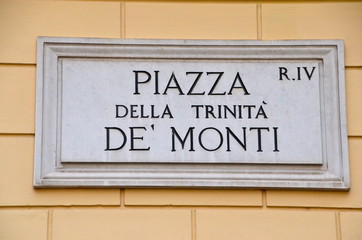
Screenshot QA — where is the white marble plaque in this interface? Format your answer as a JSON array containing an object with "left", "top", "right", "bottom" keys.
[{"left": 34, "top": 37, "right": 349, "bottom": 190}]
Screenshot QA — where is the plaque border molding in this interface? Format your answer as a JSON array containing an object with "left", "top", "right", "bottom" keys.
[{"left": 34, "top": 37, "right": 349, "bottom": 190}]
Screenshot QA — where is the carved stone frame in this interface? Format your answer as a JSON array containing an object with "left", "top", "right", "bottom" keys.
[{"left": 34, "top": 37, "right": 349, "bottom": 190}]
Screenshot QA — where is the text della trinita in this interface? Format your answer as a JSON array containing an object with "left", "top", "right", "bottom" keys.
[{"left": 101, "top": 69, "right": 310, "bottom": 153}]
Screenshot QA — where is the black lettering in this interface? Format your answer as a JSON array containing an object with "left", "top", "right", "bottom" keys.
[
  {"left": 140, "top": 105, "right": 149, "bottom": 118},
  {"left": 115, "top": 105, "right": 128, "bottom": 118},
  {"left": 228, "top": 72, "right": 250, "bottom": 95},
  {"left": 150, "top": 105, "right": 160, "bottom": 118},
  {"left": 129, "top": 127, "right": 150, "bottom": 151},
  {"left": 161, "top": 104, "right": 174, "bottom": 118},
  {"left": 297, "top": 67, "right": 301, "bottom": 80},
  {"left": 130, "top": 105, "right": 138, "bottom": 118},
  {"left": 207, "top": 72, "right": 226, "bottom": 95},
  {"left": 186, "top": 72, "right": 205, "bottom": 95},
  {"left": 104, "top": 127, "right": 127, "bottom": 151},
  {"left": 250, "top": 127, "right": 270, "bottom": 152},
  {"left": 205, "top": 105, "right": 216, "bottom": 119},
  {"left": 163, "top": 72, "right": 185, "bottom": 95},
  {"left": 243, "top": 105, "right": 256, "bottom": 119},
  {"left": 198, "top": 127, "right": 223, "bottom": 151},
  {"left": 223, "top": 105, "right": 237, "bottom": 119},
  {"left": 273, "top": 127, "right": 279, "bottom": 152},
  {"left": 255, "top": 105, "right": 268, "bottom": 119},
  {"left": 154, "top": 71, "right": 160, "bottom": 94},
  {"left": 226, "top": 127, "right": 246, "bottom": 151},
  {"left": 171, "top": 127, "right": 195, "bottom": 151},
  {"left": 191, "top": 105, "right": 203, "bottom": 119},
  {"left": 279, "top": 67, "right": 290, "bottom": 80},
  {"left": 303, "top": 66, "right": 316, "bottom": 80},
  {"left": 133, "top": 70, "right": 151, "bottom": 95}
]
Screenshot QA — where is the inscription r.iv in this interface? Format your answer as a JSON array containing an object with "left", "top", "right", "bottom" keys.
[{"left": 279, "top": 66, "right": 316, "bottom": 81}]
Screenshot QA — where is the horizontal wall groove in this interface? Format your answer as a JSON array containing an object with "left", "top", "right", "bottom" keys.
[
  {"left": 0, "top": 64, "right": 360, "bottom": 68},
  {"left": 64, "top": 0, "right": 362, "bottom": 3},
  {"left": 0, "top": 133, "right": 35, "bottom": 136},
  {"left": 345, "top": 66, "right": 362, "bottom": 69},
  {"left": 0, "top": 63, "right": 36, "bottom": 66},
  {"left": 0, "top": 206, "right": 122, "bottom": 210},
  {"left": 348, "top": 136, "right": 362, "bottom": 139},
  {"left": 1, "top": 205, "right": 362, "bottom": 211}
]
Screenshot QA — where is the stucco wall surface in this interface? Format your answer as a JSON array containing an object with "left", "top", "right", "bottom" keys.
[{"left": 0, "top": 1, "right": 361, "bottom": 239}]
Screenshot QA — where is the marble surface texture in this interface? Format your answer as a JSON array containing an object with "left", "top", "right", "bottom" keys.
[{"left": 34, "top": 37, "right": 349, "bottom": 189}]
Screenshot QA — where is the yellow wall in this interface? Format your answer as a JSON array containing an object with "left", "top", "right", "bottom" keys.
[{"left": 0, "top": 1, "right": 361, "bottom": 239}]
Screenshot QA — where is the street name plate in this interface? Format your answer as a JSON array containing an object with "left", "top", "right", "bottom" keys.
[{"left": 34, "top": 37, "right": 349, "bottom": 189}]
